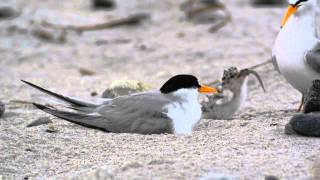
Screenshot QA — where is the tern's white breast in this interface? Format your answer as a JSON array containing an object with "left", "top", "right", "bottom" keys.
[
  {"left": 165, "top": 89, "right": 201, "bottom": 134},
  {"left": 273, "top": 15, "right": 320, "bottom": 93}
]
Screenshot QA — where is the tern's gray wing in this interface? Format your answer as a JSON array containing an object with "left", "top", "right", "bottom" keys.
[
  {"left": 21, "top": 80, "right": 105, "bottom": 113},
  {"left": 271, "top": 55, "right": 281, "bottom": 73},
  {"left": 33, "top": 91, "right": 175, "bottom": 134},
  {"left": 305, "top": 43, "right": 320, "bottom": 73},
  {"left": 94, "top": 92, "right": 174, "bottom": 134}
]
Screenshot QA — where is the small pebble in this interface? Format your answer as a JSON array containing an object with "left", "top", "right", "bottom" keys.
[{"left": 0, "top": 101, "right": 5, "bottom": 118}]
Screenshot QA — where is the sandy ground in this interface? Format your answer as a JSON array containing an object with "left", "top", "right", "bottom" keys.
[{"left": 1, "top": 0, "right": 320, "bottom": 179}]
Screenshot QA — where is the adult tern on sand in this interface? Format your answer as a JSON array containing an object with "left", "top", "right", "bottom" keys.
[
  {"left": 22, "top": 75, "right": 218, "bottom": 134},
  {"left": 272, "top": 0, "right": 320, "bottom": 110}
]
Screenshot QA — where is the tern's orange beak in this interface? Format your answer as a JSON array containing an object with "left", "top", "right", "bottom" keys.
[
  {"left": 281, "top": 5, "right": 298, "bottom": 28},
  {"left": 198, "top": 85, "right": 218, "bottom": 94}
]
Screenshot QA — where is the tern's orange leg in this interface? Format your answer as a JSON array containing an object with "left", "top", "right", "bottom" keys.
[{"left": 298, "top": 94, "right": 304, "bottom": 112}]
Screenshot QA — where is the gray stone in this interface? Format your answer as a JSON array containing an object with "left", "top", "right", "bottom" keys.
[{"left": 287, "top": 113, "right": 320, "bottom": 137}]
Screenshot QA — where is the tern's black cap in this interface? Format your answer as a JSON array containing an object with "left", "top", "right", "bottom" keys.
[{"left": 160, "top": 74, "right": 201, "bottom": 94}]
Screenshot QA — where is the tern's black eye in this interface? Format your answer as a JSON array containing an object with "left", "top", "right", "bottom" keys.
[{"left": 160, "top": 74, "right": 200, "bottom": 94}]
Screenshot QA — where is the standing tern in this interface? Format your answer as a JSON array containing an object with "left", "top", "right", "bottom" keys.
[
  {"left": 272, "top": 0, "right": 320, "bottom": 110},
  {"left": 22, "top": 75, "right": 218, "bottom": 134}
]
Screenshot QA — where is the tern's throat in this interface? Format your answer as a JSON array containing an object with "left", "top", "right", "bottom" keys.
[{"left": 281, "top": 12, "right": 317, "bottom": 40}]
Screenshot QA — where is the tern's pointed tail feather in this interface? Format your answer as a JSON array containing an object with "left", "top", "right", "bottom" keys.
[
  {"left": 33, "top": 103, "right": 110, "bottom": 132},
  {"left": 22, "top": 80, "right": 99, "bottom": 112}
]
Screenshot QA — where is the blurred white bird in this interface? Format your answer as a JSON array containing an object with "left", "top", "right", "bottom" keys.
[{"left": 272, "top": 0, "right": 320, "bottom": 110}]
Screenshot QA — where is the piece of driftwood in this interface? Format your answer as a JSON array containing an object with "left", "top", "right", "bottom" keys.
[{"left": 41, "top": 13, "right": 150, "bottom": 33}]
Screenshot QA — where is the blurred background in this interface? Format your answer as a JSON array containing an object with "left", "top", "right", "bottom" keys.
[{"left": 0, "top": 0, "right": 287, "bottom": 96}]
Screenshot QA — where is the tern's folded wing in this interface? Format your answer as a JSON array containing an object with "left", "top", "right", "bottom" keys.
[
  {"left": 305, "top": 43, "right": 320, "bottom": 74},
  {"left": 94, "top": 92, "right": 174, "bottom": 134}
]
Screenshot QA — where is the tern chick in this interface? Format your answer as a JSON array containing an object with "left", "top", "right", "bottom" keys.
[{"left": 202, "top": 67, "right": 266, "bottom": 119}]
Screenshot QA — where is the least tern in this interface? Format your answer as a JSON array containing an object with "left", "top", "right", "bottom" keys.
[
  {"left": 22, "top": 75, "right": 218, "bottom": 134},
  {"left": 272, "top": 0, "right": 320, "bottom": 110},
  {"left": 202, "top": 67, "right": 265, "bottom": 119}
]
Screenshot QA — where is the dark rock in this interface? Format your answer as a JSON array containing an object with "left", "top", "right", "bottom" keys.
[
  {"left": 250, "top": 0, "right": 287, "bottom": 6},
  {"left": 92, "top": 0, "right": 115, "bottom": 10},
  {"left": 0, "top": 101, "right": 5, "bottom": 118},
  {"left": 287, "top": 113, "right": 320, "bottom": 137},
  {"left": 303, "top": 80, "right": 320, "bottom": 113},
  {"left": 284, "top": 123, "right": 296, "bottom": 135}
]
